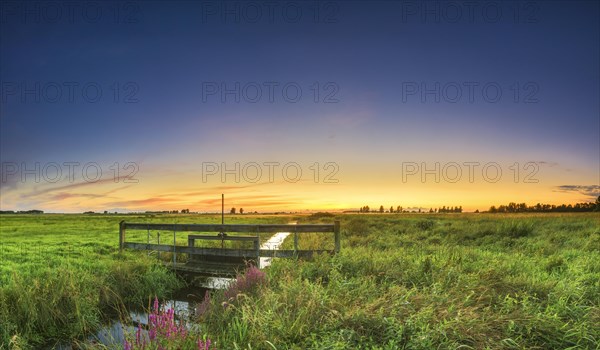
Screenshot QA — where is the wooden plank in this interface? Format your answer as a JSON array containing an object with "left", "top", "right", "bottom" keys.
[
  {"left": 123, "top": 243, "right": 332, "bottom": 259},
  {"left": 168, "top": 262, "right": 242, "bottom": 276},
  {"left": 122, "top": 223, "right": 335, "bottom": 233},
  {"left": 258, "top": 249, "right": 334, "bottom": 258},
  {"left": 124, "top": 242, "right": 259, "bottom": 257},
  {"left": 334, "top": 220, "right": 341, "bottom": 253},
  {"left": 188, "top": 235, "right": 259, "bottom": 242}
]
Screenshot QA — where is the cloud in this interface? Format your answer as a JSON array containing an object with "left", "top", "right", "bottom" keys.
[
  {"left": 103, "top": 197, "right": 179, "bottom": 208},
  {"left": 0, "top": 175, "right": 20, "bottom": 193},
  {"left": 553, "top": 185, "right": 600, "bottom": 200},
  {"left": 20, "top": 176, "right": 136, "bottom": 199},
  {"left": 42, "top": 185, "right": 134, "bottom": 202},
  {"left": 535, "top": 161, "right": 559, "bottom": 168},
  {"left": 47, "top": 192, "right": 105, "bottom": 201}
]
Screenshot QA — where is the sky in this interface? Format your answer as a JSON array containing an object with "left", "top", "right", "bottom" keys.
[{"left": 0, "top": 0, "right": 599, "bottom": 213}]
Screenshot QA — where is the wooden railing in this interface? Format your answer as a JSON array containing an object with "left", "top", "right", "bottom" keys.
[{"left": 119, "top": 221, "right": 340, "bottom": 269}]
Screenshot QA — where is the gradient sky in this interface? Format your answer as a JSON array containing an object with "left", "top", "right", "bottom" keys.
[{"left": 1, "top": 1, "right": 599, "bottom": 213}]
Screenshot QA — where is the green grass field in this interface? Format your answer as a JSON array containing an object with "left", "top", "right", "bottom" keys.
[{"left": 1, "top": 213, "right": 599, "bottom": 349}]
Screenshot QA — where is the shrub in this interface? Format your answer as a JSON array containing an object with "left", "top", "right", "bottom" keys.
[
  {"left": 346, "top": 218, "right": 370, "bottom": 236},
  {"left": 224, "top": 265, "right": 266, "bottom": 300},
  {"left": 415, "top": 219, "right": 435, "bottom": 231},
  {"left": 501, "top": 221, "right": 534, "bottom": 238}
]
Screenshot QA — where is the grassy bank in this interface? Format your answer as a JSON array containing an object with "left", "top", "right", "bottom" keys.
[
  {"left": 0, "top": 214, "right": 287, "bottom": 348},
  {"left": 1, "top": 213, "right": 599, "bottom": 349},
  {"left": 199, "top": 213, "right": 599, "bottom": 349}
]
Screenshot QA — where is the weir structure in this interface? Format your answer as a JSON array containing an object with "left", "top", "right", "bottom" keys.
[{"left": 119, "top": 221, "right": 340, "bottom": 276}]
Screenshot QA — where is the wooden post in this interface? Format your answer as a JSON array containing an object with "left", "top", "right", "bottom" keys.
[
  {"left": 255, "top": 227, "right": 260, "bottom": 268},
  {"left": 334, "top": 220, "right": 341, "bottom": 253},
  {"left": 254, "top": 237, "right": 260, "bottom": 268},
  {"left": 188, "top": 236, "right": 195, "bottom": 263},
  {"left": 119, "top": 221, "right": 126, "bottom": 253},
  {"left": 157, "top": 232, "right": 161, "bottom": 260},
  {"left": 173, "top": 228, "right": 176, "bottom": 267},
  {"left": 293, "top": 226, "right": 298, "bottom": 252}
]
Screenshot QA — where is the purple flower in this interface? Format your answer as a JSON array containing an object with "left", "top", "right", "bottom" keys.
[{"left": 197, "top": 338, "right": 212, "bottom": 350}]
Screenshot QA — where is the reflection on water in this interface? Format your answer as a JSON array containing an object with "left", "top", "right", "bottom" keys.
[
  {"left": 260, "top": 231, "right": 291, "bottom": 268},
  {"left": 49, "top": 229, "right": 291, "bottom": 349},
  {"left": 202, "top": 276, "right": 234, "bottom": 289},
  {"left": 48, "top": 292, "right": 206, "bottom": 349}
]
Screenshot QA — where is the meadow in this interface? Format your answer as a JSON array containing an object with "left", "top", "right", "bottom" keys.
[{"left": 0, "top": 213, "right": 599, "bottom": 349}]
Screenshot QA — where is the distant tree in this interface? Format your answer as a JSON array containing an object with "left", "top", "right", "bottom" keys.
[
  {"left": 379, "top": 205, "right": 384, "bottom": 213},
  {"left": 397, "top": 206, "right": 403, "bottom": 213},
  {"left": 240, "top": 208, "right": 244, "bottom": 214},
  {"left": 104, "top": 210, "right": 108, "bottom": 214},
  {"left": 390, "top": 206, "right": 394, "bottom": 213},
  {"left": 429, "top": 208, "right": 434, "bottom": 213},
  {"left": 474, "top": 209, "right": 479, "bottom": 213},
  {"left": 230, "top": 207, "right": 236, "bottom": 214}
]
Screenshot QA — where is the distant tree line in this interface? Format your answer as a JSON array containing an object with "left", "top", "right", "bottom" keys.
[
  {"left": 0, "top": 210, "right": 44, "bottom": 214},
  {"left": 489, "top": 197, "right": 600, "bottom": 213},
  {"left": 358, "top": 205, "right": 462, "bottom": 213}
]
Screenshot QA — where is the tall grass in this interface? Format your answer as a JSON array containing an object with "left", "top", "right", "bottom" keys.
[
  {"left": 197, "top": 213, "right": 599, "bottom": 349},
  {"left": 1, "top": 213, "right": 598, "bottom": 348}
]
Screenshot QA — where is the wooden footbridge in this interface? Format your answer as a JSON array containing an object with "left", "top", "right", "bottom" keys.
[{"left": 119, "top": 221, "right": 340, "bottom": 276}]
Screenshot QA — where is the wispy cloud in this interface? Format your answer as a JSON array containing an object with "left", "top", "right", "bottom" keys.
[
  {"left": 536, "top": 161, "right": 559, "bottom": 168},
  {"left": 553, "top": 185, "right": 600, "bottom": 200},
  {"left": 20, "top": 176, "right": 135, "bottom": 199},
  {"left": 103, "top": 197, "right": 179, "bottom": 208},
  {"left": 47, "top": 192, "right": 105, "bottom": 201}
]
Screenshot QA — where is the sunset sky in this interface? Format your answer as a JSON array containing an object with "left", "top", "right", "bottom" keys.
[{"left": 1, "top": 1, "right": 598, "bottom": 213}]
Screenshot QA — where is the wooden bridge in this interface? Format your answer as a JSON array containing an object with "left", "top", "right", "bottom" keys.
[{"left": 119, "top": 221, "right": 340, "bottom": 276}]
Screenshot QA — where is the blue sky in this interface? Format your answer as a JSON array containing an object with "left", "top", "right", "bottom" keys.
[{"left": 1, "top": 1, "right": 598, "bottom": 212}]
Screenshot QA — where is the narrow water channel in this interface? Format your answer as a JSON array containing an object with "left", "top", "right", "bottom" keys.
[
  {"left": 48, "top": 229, "right": 292, "bottom": 349},
  {"left": 48, "top": 285, "right": 208, "bottom": 349}
]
